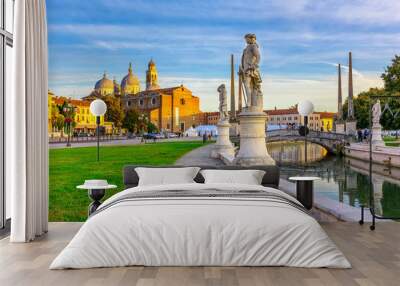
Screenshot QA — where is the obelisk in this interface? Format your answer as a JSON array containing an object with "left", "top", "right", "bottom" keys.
[
  {"left": 338, "top": 64, "right": 343, "bottom": 119},
  {"left": 238, "top": 74, "right": 243, "bottom": 113},
  {"left": 345, "top": 52, "right": 357, "bottom": 135},
  {"left": 348, "top": 52, "right": 354, "bottom": 119},
  {"left": 230, "top": 54, "right": 236, "bottom": 121},
  {"left": 335, "top": 63, "right": 345, "bottom": 133}
]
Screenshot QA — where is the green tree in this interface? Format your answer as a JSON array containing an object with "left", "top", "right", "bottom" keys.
[
  {"left": 343, "top": 88, "right": 385, "bottom": 129},
  {"left": 57, "top": 100, "right": 76, "bottom": 138},
  {"left": 123, "top": 109, "right": 139, "bottom": 133},
  {"left": 344, "top": 87, "right": 400, "bottom": 130},
  {"left": 344, "top": 55, "right": 400, "bottom": 130},
  {"left": 147, "top": 121, "right": 159, "bottom": 133},
  {"left": 102, "top": 96, "right": 125, "bottom": 130},
  {"left": 50, "top": 103, "right": 60, "bottom": 131},
  {"left": 382, "top": 55, "right": 400, "bottom": 94},
  {"left": 55, "top": 114, "right": 65, "bottom": 136}
]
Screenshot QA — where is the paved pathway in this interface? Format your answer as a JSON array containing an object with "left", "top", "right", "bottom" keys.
[{"left": 175, "top": 143, "right": 223, "bottom": 166}]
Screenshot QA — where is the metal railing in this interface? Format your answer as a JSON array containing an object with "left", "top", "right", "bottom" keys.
[
  {"left": 266, "top": 129, "right": 353, "bottom": 141},
  {"left": 49, "top": 135, "right": 128, "bottom": 144}
]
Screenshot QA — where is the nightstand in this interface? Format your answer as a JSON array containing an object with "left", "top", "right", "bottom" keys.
[
  {"left": 77, "top": 180, "right": 117, "bottom": 216},
  {"left": 288, "top": 177, "right": 320, "bottom": 210}
]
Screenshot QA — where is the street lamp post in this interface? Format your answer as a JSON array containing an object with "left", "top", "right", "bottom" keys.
[
  {"left": 90, "top": 99, "right": 107, "bottom": 161},
  {"left": 298, "top": 100, "right": 314, "bottom": 163},
  {"left": 63, "top": 103, "right": 74, "bottom": 147}
]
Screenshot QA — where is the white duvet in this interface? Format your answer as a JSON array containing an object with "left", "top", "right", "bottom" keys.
[{"left": 50, "top": 183, "right": 351, "bottom": 269}]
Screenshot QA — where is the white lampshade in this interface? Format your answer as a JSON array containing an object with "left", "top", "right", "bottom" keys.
[
  {"left": 298, "top": 100, "right": 314, "bottom": 116},
  {"left": 90, "top": 99, "right": 107, "bottom": 116}
]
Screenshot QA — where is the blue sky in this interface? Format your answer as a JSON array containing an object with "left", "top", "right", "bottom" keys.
[{"left": 47, "top": 0, "right": 399, "bottom": 111}]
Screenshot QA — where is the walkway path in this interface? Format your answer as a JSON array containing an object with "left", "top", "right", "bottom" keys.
[{"left": 175, "top": 144, "right": 223, "bottom": 166}]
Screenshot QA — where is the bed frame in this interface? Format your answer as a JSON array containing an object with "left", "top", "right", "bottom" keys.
[{"left": 123, "top": 165, "right": 280, "bottom": 189}]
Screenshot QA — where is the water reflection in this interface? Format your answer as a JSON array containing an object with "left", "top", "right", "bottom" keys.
[
  {"left": 267, "top": 141, "right": 328, "bottom": 164},
  {"left": 268, "top": 141, "right": 400, "bottom": 217}
]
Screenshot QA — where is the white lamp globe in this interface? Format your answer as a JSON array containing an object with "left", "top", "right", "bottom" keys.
[
  {"left": 298, "top": 100, "right": 314, "bottom": 116},
  {"left": 90, "top": 99, "right": 107, "bottom": 116}
]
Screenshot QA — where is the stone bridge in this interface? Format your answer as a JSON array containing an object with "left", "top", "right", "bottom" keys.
[{"left": 265, "top": 129, "right": 353, "bottom": 154}]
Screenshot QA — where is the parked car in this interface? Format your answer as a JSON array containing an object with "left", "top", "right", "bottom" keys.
[
  {"left": 142, "top": 133, "right": 156, "bottom": 140},
  {"left": 127, "top": 132, "right": 136, "bottom": 139},
  {"left": 74, "top": 132, "right": 88, "bottom": 137},
  {"left": 143, "top": 133, "right": 166, "bottom": 140},
  {"left": 167, "top": 132, "right": 178, "bottom": 138}
]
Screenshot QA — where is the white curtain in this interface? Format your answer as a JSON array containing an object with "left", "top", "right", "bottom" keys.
[{"left": 7, "top": 0, "right": 49, "bottom": 242}]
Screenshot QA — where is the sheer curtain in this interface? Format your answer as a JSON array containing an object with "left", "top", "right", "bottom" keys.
[{"left": 7, "top": 0, "right": 48, "bottom": 242}]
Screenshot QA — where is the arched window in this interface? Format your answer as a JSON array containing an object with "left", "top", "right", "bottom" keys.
[{"left": 151, "top": 97, "right": 156, "bottom": 105}]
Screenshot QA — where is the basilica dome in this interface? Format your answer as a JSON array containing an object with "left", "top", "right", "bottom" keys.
[
  {"left": 121, "top": 63, "right": 141, "bottom": 95},
  {"left": 94, "top": 72, "right": 114, "bottom": 95}
]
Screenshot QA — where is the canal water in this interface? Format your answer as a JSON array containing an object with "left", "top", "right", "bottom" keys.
[{"left": 267, "top": 141, "right": 400, "bottom": 218}]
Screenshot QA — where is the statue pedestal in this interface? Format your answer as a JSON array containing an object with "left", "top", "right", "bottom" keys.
[
  {"left": 233, "top": 111, "right": 275, "bottom": 166},
  {"left": 211, "top": 120, "right": 235, "bottom": 159},
  {"left": 371, "top": 122, "right": 385, "bottom": 147},
  {"left": 345, "top": 120, "right": 357, "bottom": 136},
  {"left": 229, "top": 122, "right": 240, "bottom": 136},
  {"left": 335, "top": 121, "right": 345, "bottom": 134},
  {"left": 373, "top": 177, "right": 384, "bottom": 216}
]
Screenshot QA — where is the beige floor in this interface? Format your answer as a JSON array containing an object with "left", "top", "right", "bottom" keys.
[{"left": 0, "top": 222, "right": 399, "bottom": 286}]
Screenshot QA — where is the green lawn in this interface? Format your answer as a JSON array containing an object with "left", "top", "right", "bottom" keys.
[
  {"left": 385, "top": 142, "right": 400, "bottom": 147},
  {"left": 49, "top": 141, "right": 206, "bottom": 221},
  {"left": 384, "top": 136, "right": 400, "bottom": 147}
]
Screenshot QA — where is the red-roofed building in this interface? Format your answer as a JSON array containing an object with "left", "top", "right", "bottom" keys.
[
  {"left": 265, "top": 107, "right": 334, "bottom": 131},
  {"left": 314, "top": 112, "right": 335, "bottom": 132}
]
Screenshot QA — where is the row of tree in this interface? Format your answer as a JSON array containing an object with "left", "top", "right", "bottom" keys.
[
  {"left": 100, "top": 94, "right": 158, "bottom": 134},
  {"left": 49, "top": 100, "right": 76, "bottom": 137},
  {"left": 342, "top": 55, "right": 400, "bottom": 130},
  {"left": 49, "top": 91, "right": 158, "bottom": 136}
]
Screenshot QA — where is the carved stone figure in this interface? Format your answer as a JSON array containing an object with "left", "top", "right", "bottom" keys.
[
  {"left": 239, "top": 33, "right": 263, "bottom": 112},
  {"left": 372, "top": 99, "right": 381, "bottom": 124},
  {"left": 371, "top": 99, "right": 384, "bottom": 146},
  {"left": 217, "top": 84, "right": 228, "bottom": 121}
]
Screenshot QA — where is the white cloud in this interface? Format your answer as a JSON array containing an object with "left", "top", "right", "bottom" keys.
[
  {"left": 335, "top": 0, "right": 400, "bottom": 25},
  {"left": 264, "top": 73, "right": 383, "bottom": 112}
]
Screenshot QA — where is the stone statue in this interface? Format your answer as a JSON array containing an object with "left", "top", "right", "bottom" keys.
[
  {"left": 217, "top": 84, "right": 228, "bottom": 121},
  {"left": 372, "top": 99, "right": 381, "bottom": 124},
  {"left": 239, "top": 33, "right": 263, "bottom": 112}
]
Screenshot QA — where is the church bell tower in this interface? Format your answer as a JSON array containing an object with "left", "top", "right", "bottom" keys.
[{"left": 146, "top": 59, "right": 160, "bottom": 90}]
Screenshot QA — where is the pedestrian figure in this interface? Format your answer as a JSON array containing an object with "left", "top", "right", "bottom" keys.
[
  {"left": 363, "top": 129, "right": 369, "bottom": 141},
  {"left": 357, "top": 129, "right": 363, "bottom": 142}
]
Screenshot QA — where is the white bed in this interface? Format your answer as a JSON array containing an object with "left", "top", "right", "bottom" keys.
[{"left": 50, "top": 183, "right": 351, "bottom": 269}]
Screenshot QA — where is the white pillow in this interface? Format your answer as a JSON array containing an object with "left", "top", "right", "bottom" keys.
[
  {"left": 135, "top": 167, "right": 201, "bottom": 186},
  {"left": 200, "top": 169, "right": 265, "bottom": 185}
]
